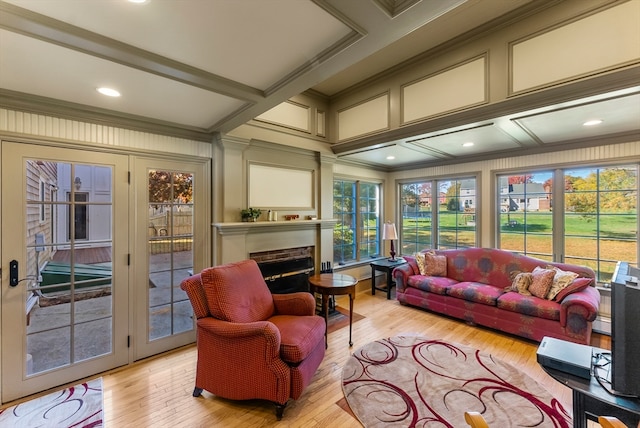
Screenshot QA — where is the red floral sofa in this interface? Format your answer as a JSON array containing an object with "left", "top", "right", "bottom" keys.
[{"left": 392, "top": 248, "right": 600, "bottom": 345}]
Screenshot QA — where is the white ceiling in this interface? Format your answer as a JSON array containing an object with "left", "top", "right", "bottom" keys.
[{"left": 1, "top": 0, "right": 638, "bottom": 170}]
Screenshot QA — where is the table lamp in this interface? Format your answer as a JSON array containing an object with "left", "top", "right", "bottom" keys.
[{"left": 382, "top": 221, "right": 398, "bottom": 261}]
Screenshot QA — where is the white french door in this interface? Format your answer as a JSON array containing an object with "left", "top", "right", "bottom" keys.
[
  {"left": 1, "top": 141, "right": 129, "bottom": 402},
  {"left": 132, "top": 157, "right": 207, "bottom": 360}
]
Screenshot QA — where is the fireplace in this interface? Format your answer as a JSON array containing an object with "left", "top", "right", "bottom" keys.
[{"left": 251, "top": 247, "right": 314, "bottom": 294}]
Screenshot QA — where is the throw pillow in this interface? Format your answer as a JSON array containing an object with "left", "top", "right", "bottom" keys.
[
  {"left": 509, "top": 272, "right": 533, "bottom": 295},
  {"left": 546, "top": 266, "right": 579, "bottom": 300},
  {"left": 553, "top": 277, "right": 593, "bottom": 302},
  {"left": 424, "top": 251, "right": 447, "bottom": 276},
  {"left": 528, "top": 266, "right": 556, "bottom": 299},
  {"left": 414, "top": 252, "right": 427, "bottom": 275}
]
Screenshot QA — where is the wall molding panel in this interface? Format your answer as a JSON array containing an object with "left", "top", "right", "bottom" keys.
[
  {"left": 510, "top": 1, "right": 640, "bottom": 94},
  {"left": 337, "top": 92, "right": 389, "bottom": 141},
  {"left": 254, "top": 100, "right": 311, "bottom": 133},
  {"left": 402, "top": 55, "right": 487, "bottom": 125}
]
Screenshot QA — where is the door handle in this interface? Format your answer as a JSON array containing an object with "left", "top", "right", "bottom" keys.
[{"left": 10, "top": 260, "right": 19, "bottom": 287}]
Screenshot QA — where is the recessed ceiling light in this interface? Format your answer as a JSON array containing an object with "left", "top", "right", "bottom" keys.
[
  {"left": 386, "top": 155, "right": 395, "bottom": 160},
  {"left": 462, "top": 142, "right": 474, "bottom": 147},
  {"left": 128, "top": 0, "right": 148, "bottom": 3},
  {"left": 97, "top": 87, "right": 121, "bottom": 97},
  {"left": 583, "top": 119, "right": 603, "bottom": 126}
]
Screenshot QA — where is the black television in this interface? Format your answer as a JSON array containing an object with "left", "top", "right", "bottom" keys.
[{"left": 610, "top": 261, "right": 640, "bottom": 397}]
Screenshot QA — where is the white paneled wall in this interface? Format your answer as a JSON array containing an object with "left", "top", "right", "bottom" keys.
[{"left": 0, "top": 109, "right": 212, "bottom": 158}]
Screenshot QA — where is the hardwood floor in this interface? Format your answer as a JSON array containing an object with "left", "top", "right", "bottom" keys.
[{"left": 63, "top": 287, "right": 615, "bottom": 426}]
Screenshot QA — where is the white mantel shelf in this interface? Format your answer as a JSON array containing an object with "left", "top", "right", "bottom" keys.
[{"left": 213, "top": 219, "right": 337, "bottom": 235}]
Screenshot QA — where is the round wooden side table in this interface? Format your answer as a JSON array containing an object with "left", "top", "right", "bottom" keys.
[{"left": 309, "top": 273, "right": 357, "bottom": 347}]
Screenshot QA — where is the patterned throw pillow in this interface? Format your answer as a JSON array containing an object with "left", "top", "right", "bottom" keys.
[
  {"left": 553, "top": 277, "right": 593, "bottom": 302},
  {"left": 509, "top": 272, "right": 533, "bottom": 295},
  {"left": 414, "top": 252, "right": 427, "bottom": 275},
  {"left": 546, "top": 266, "right": 579, "bottom": 300},
  {"left": 424, "top": 251, "right": 447, "bottom": 276},
  {"left": 528, "top": 266, "right": 556, "bottom": 299}
]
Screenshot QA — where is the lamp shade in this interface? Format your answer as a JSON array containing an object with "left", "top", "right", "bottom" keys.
[{"left": 382, "top": 222, "right": 398, "bottom": 240}]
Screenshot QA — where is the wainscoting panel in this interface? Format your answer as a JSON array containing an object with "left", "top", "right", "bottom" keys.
[{"left": 0, "top": 109, "right": 212, "bottom": 158}]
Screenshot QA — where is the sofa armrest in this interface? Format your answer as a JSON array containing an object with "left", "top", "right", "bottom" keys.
[
  {"left": 393, "top": 263, "right": 415, "bottom": 293},
  {"left": 273, "top": 292, "right": 316, "bottom": 316},
  {"left": 559, "top": 286, "right": 601, "bottom": 327}
]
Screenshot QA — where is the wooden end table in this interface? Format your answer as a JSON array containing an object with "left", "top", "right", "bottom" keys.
[
  {"left": 309, "top": 273, "right": 357, "bottom": 348},
  {"left": 370, "top": 258, "right": 406, "bottom": 299}
]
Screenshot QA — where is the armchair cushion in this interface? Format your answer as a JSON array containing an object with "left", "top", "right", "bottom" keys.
[
  {"left": 201, "top": 259, "right": 275, "bottom": 323},
  {"left": 269, "top": 315, "right": 326, "bottom": 363}
]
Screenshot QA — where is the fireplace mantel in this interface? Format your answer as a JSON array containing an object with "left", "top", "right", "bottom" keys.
[
  {"left": 213, "top": 219, "right": 335, "bottom": 234},
  {"left": 212, "top": 219, "right": 336, "bottom": 265}
]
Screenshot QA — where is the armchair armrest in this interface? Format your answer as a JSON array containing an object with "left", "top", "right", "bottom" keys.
[
  {"left": 273, "top": 292, "right": 316, "bottom": 316},
  {"left": 194, "top": 317, "right": 290, "bottom": 403}
]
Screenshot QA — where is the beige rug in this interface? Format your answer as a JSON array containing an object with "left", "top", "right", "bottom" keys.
[
  {"left": 0, "top": 378, "right": 103, "bottom": 427},
  {"left": 342, "top": 336, "right": 571, "bottom": 427}
]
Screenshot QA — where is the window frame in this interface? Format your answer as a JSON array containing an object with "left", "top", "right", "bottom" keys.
[
  {"left": 495, "top": 162, "right": 639, "bottom": 284},
  {"left": 333, "top": 177, "right": 382, "bottom": 265},
  {"left": 398, "top": 174, "right": 479, "bottom": 254}
]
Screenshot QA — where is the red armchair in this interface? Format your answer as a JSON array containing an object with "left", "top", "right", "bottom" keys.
[{"left": 180, "top": 259, "right": 326, "bottom": 419}]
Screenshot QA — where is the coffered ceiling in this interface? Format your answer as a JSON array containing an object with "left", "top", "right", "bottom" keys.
[{"left": 1, "top": 0, "right": 638, "bottom": 169}]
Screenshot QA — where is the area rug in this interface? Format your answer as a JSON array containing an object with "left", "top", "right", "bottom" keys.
[
  {"left": 327, "top": 306, "right": 365, "bottom": 334},
  {"left": 0, "top": 378, "right": 103, "bottom": 427},
  {"left": 342, "top": 336, "right": 571, "bottom": 428}
]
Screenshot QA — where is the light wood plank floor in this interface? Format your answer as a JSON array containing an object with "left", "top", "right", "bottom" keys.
[{"left": 17, "top": 286, "right": 615, "bottom": 427}]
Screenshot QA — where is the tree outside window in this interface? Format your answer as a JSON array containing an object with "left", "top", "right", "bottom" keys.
[{"left": 497, "top": 164, "right": 638, "bottom": 283}]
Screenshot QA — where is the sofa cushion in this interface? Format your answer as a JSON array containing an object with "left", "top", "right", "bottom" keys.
[
  {"left": 447, "top": 282, "right": 504, "bottom": 306},
  {"left": 497, "top": 292, "right": 560, "bottom": 321},
  {"left": 414, "top": 252, "right": 428, "bottom": 275},
  {"left": 546, "top": 266, "right": 579, "bottom": 300},
  {"left": 507, "top": 272, "right": 533, "bottom": 295},
  {"left": 269, "top": 314, "right": 326, "bottom": 364},
  {"left": 424, "top": 251, "right": 447, "bottom": 276},
  {"left": 407, "top": 275, "right": 457, "bottom": 295},
  {"left": 553, "top": 277, "right": 593, "bottom": 302},
  {"left": 528, "top": 267, "right": 556, "bottom": 298}
]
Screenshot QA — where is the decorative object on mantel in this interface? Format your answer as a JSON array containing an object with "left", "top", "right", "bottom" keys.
[
  {"left": 284, "top": 214, "right": 300, "bottom": 221},
  {"left": 240, "top": 207, "right": 262, "bottom": 222},
  {"left": 382, "top": 221, "right": 398, "bottom": 261},
  {"left": 307, "top": 215, "right": 317, "bottom": 220}
]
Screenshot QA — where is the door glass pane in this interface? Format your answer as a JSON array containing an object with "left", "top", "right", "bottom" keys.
[
  {"left": 148, "top": 171, "right": 194, "bottom": 340},
  {"left": 25, "top": 161, "right": 113, "bottom": 375}
]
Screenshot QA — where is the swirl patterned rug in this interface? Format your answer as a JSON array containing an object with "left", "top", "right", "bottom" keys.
[
  {"left": 0, "top": 378, "right": 103, "bottom": 427},
  {"left": 342, "top": 336, "right": 571, "bottom": 428}
]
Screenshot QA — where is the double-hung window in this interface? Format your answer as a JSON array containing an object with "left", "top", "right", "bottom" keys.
[
  {"left": 497, "top": 164, "right": 638, "bottom": 283},
  {"left": 333, "top": 179, "right": 380, "bottom": 265},
  {"left": 400, "top": 176, "right": 478, "bottom": 254}
]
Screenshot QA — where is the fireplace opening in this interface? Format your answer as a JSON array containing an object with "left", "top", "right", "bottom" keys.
[
  {"left": 258, "top": 257, "right": 314, "bottom": 294},
  {"left": 251, "top": 247, "right": 314, "bottom": 295}
]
